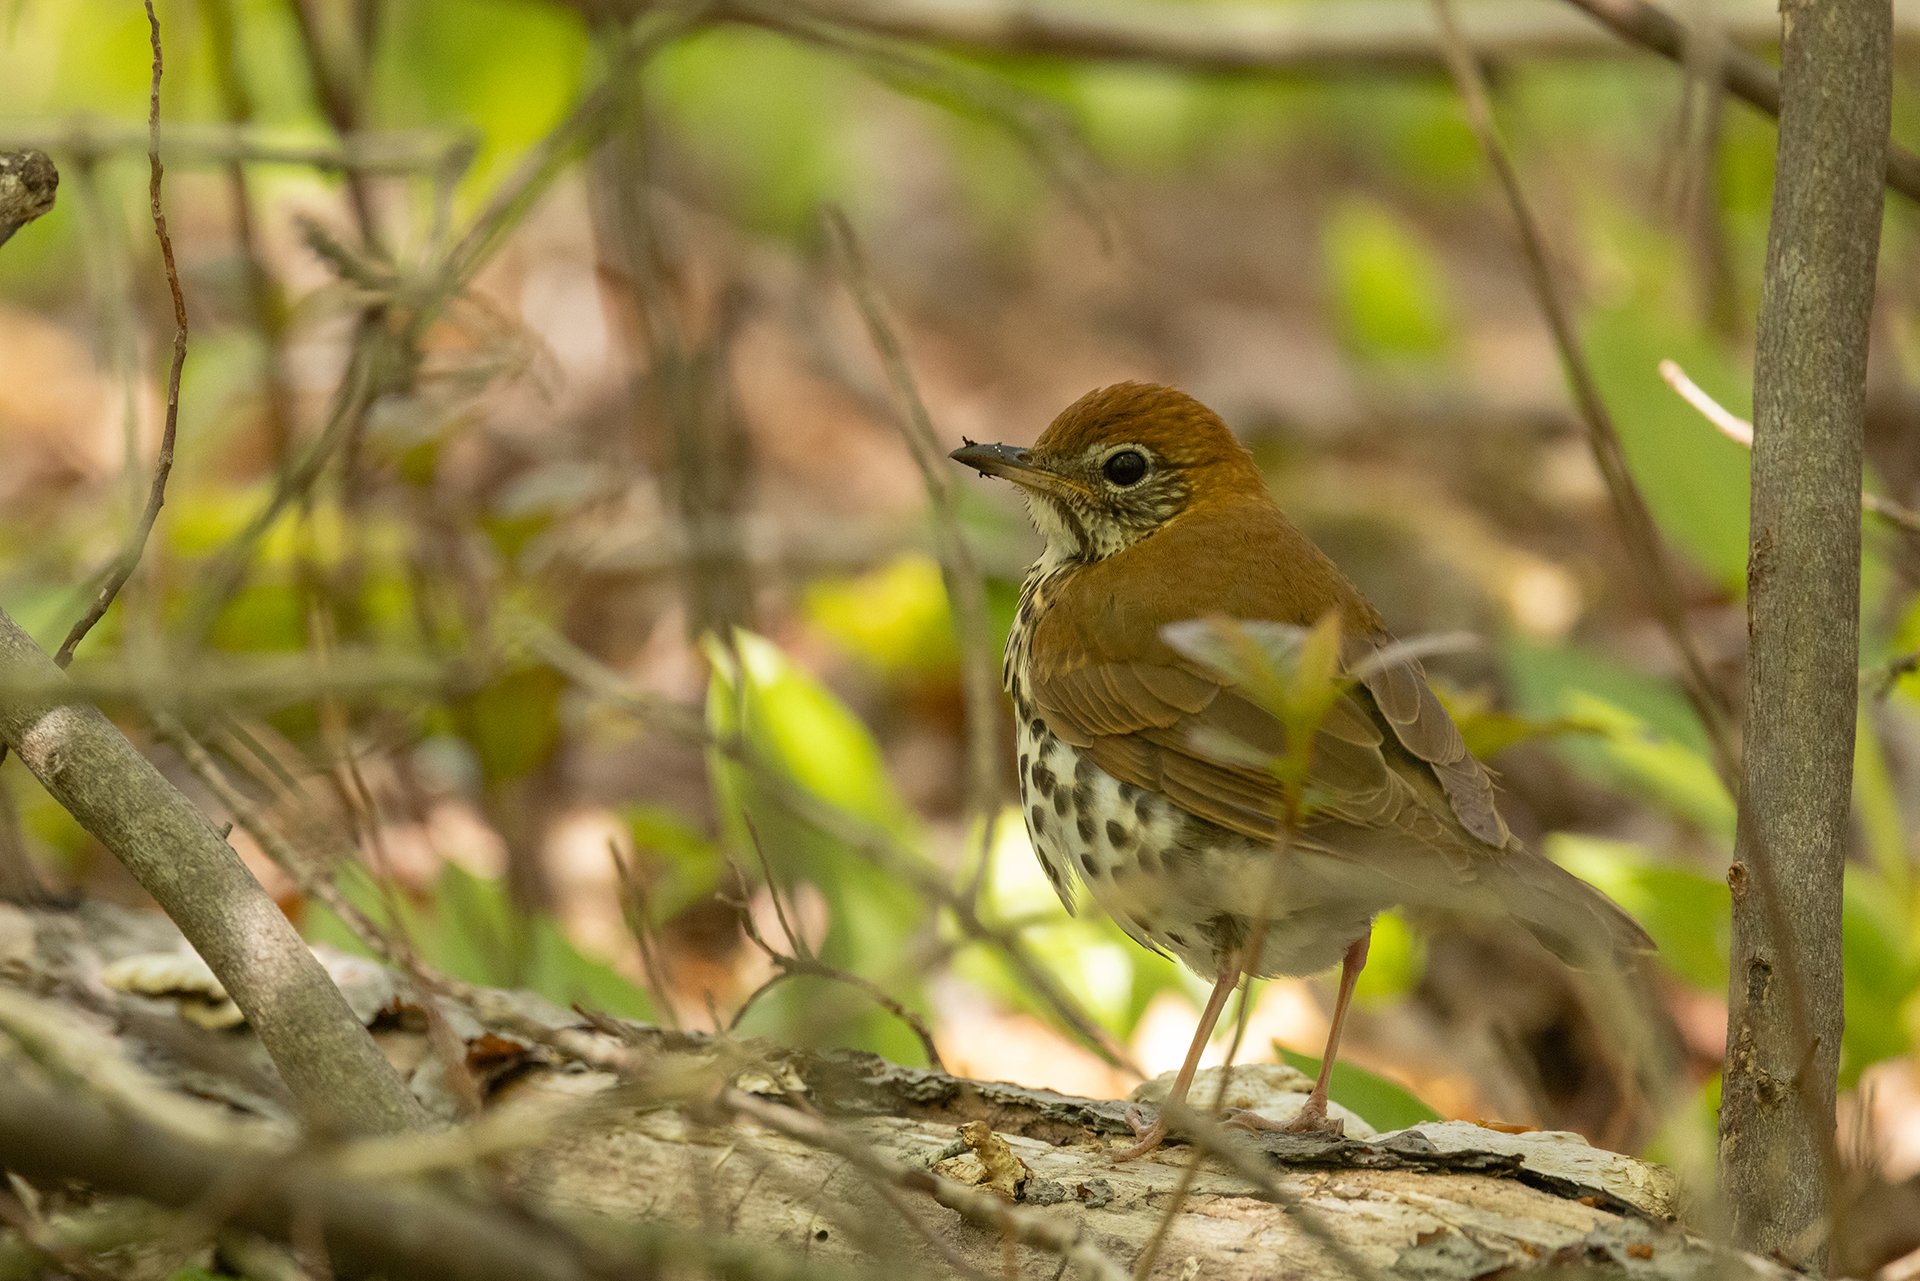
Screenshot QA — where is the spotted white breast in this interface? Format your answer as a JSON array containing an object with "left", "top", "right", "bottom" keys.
[{"left": 1003, "top": 561, "right": 1383, "bottom": 980}]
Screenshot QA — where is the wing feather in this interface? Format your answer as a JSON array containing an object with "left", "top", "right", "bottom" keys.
[{"left": 1025, "top": 500, "right": 1511, "bottom": 855}]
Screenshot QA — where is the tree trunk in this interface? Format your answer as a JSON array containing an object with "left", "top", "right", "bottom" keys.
[{"left": 1721, "top": 0, "right": 1889, "bottom": 1263}]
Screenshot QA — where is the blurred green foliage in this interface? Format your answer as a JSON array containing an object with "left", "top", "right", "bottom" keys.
[
  {"left": 308, "top": 861, "right": 655, "bottom": 1019},
  {"left": 2, "top": 0, "right": 1918, "bottom": 1155},
  {"left": 706, "top": 630, "right": 933, "bottom": 1063},
  {"left": 1275, "top": 1047, "right": 1442, "bottom": 1132},
  {"left": 1322, "top": 197, "right": 1455, "bottom": 362}
]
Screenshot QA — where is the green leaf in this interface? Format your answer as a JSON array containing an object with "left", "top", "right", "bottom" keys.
[
  {"left": 1353, "top": 909, "right": 1425, "bottom": 1007},
  {"left": 1503, "top": 640, "right": 1733, "bottom": 836},
  {"left": 623, "top": 804, "right": 725, "bottom": 922},
  {"left": 1546, "top": 834, "right": 1729, "bottom": 992},
  {"left": 305, "top": 863, "right": 653, "bottom": 1020},
  {"left": 1583, "top": 301, "right": 1752, "bottom": 590},
  {"left": 1841, "top": 868, "right": 1920, "bottom": 1084},
  {"left": 1560, "top": 693, "right": 1735, "bottom": 838},
  {"left": 959, "top": 807, "right": 1182, "bottom": 1038},
  {"left": 1276, "top": 1047, "right": 1442, "bottom": 1131},
  {"left": 1322, "top": 198, "right": 1455, "bottom": 361},
  {"left": 705, "top": 631, "right": 931, "bottom": 1061},
  {"left": 457, "top": 664, "right": 565, "bottom": 786},
  {"left": 805, "top": 554, "right": 959, "bottom": 678}
]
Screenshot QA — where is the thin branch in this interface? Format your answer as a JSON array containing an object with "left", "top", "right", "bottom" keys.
[
  {"left": 418, "top": 8, "right": 705, "bottom": 328},
  {"left": 1427, "top": 0, "right": 1740, "bottom": 787},
  {"left": 287, "top": 0, "right": 386, "bottom": 253},
  {"left": 55, "top": 2, "right": 188, "bottom": 667},
  {"left": 728, "top": 871, "right": 947, "bottom": 1071},
  {"left": 1658, "top": 358, "right": 1751, "bottom": 446},
  {"left": 0, "top": 609, "right": 427, "bottom": 1135},
  {"left": 560, "top": 0, "right": 1920, "bottom": 76},
  {"left": 201, "top": 0, "right": 299, "bottom": 469},
  {"left": 1557, "top": 0, "right": 1920, "bottom": 205},
  {"left": 0, "top": 119, "right": 473, "bottom": 177},
  {"left": 0, "top": 149, "right": 58, "bottom": 248},
  {"left": 823, "top": 208, "right": 1005, "bottom": 895},
  {"left": 521, "top": 620, "right": 1143, "bottom": 1075},
  {"left": 0, "top": 1070, "right": 604, "bottom": 1281},
  {"left": 1659, "top": 359, "right": 1920, "bottom": 540}
]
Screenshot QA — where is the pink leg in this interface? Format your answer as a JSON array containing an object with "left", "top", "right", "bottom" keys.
[
  {"left": 1226, "top": 931, "right": 1372, "bottom": 1138},
  {"left": 1285, "top": 931, "right": 1371, "bottom": 1132},
  {"left": 1114, "top": 961, "right": 1241, "bottom": 1161}
]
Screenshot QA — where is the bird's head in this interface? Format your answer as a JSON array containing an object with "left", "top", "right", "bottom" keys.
[{"left": 950, "top": 381, "right": 1267, "bottom": 563}]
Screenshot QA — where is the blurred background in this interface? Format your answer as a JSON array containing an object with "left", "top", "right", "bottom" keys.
[{"left": 2, "top": 0, "right": 1919, "bottom": 1192}]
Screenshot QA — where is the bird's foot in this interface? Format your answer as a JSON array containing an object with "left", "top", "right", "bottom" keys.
[
  {"left": 1113, "top": 1104, "right": 1171, "bottom": 1161},
  {"left": 1224, "top": 1101, "right": 1345, "bottom": 1139}
]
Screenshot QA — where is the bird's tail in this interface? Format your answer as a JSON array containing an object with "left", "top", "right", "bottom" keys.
[{"left": 1492, "top": 845, "right": 1654, "bottom": 970}]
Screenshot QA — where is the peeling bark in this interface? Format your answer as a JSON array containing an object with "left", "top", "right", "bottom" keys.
[{"left": 0, "top": 901, "right": 1794, "bottom": 1280}]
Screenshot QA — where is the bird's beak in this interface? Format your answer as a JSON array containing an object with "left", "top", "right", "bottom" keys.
[{"left": 949, "top": 441, "right": 1087, "bottom": 499}]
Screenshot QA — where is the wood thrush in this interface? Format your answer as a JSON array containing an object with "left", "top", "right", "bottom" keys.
[{"left": 952, "top": 382, "right": 1651, "bottom": 1158}]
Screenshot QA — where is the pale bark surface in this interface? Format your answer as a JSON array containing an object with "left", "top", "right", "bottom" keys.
[
  {"left": 0, "top": 609, "right": 426, "bottom": 1137},
  {"left": 1723, "top": 0, "right": 1890, "bottom": 1261},
  {"left": 0, "top": 899, "right": 1792, "bottom": 1281}
]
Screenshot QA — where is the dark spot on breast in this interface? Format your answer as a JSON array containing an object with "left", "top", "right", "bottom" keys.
[
  {"left": 1029, "top": 804, "right": 1048, "bottom": 835},
  {"left": 1133, "top": 790, "right": 1154, "bottom": 820},
  {"left": 1018, "top": 751, "right": 1029, "bottom": 781},
  {"left": 1118, "top": 780, "right": 1138, "bottom": 801},
  {"left": 1105, "top": 820, "right": 1130, "bottom": 848},
  {"left": 1074, "top": 754, "right": 1095, "bottom": 785},
  {"left": 1076, "top": 813, "right": 1094, "bottom": 843},
  {"left": 1053, "top": 788, "right": 1070, "bottom": 818},
  {"left": 1029, "top": 718, "right": 1045, "bottom": 737},
  {"left": 1030, "top": 762, "right": 1056, "bottom": 797},
  {"left": 1079, "top": 853, "right": 1097, "bottom": 876}
]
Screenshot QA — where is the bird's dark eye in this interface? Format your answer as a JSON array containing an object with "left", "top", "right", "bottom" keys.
[{"left": 1102, "top": 449, "right": 1148, "bottom": 487}]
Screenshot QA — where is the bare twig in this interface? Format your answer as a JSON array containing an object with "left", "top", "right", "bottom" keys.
[
  {"left": 521, "top": 620, "right": 1142, "bottom": 1075},
  {"left": 560, "top": 0, "right": 1920, "bottom": 75},
  {"left": 287, "top": 0, "right": 386, "bottom": 253},
  {"left": 823, "top": 208, "right": 1005, "bottom": 897},
  {"left": 0, "top": 119, "right": 473, "bottom": 177},
  {"left": 1557, "top": 0, "right": 1920, "bottom": 205},
  {"left": 201, "top": 0, "right": 299, "bottom": 468},
  {"left": 1660, "top": 359, "right": 1920, "bottom": 541},
  {"left": 1427, "top": 0, "right": 1739, "bottom": 787},
  {"left": 0, "top": 1070, "right": 601, "bottom": 1281},
  {"left": 0, "top": 649, "right": 471, "bottom": 710},
  {"left": 55, "top": 3, "right": 188, "bottom": 667},
  {"left": 728, "top": 868, "right": 947, "bottom": 1071},
  {"left": 753, "top": 13, "right": 1108, "bottom": 235},
  {"left": 419, "top": 8, "right": 704, "bottom": 327},
  {"left": 1658, "top": 359, "right": 1751, "bottom": 446}
]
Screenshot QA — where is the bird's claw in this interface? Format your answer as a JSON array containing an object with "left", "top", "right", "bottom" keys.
[
  {"left": 1224, "top": 1101, "right": 1345, "bottom": 1139},
  {"left": 1113, "top": 1104, "right": 1169, "bottom": 1161}
]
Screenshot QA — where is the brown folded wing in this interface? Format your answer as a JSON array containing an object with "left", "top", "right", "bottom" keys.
[{"left": 1025, "top": 499, "right": 1510, "bottom": 855}]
